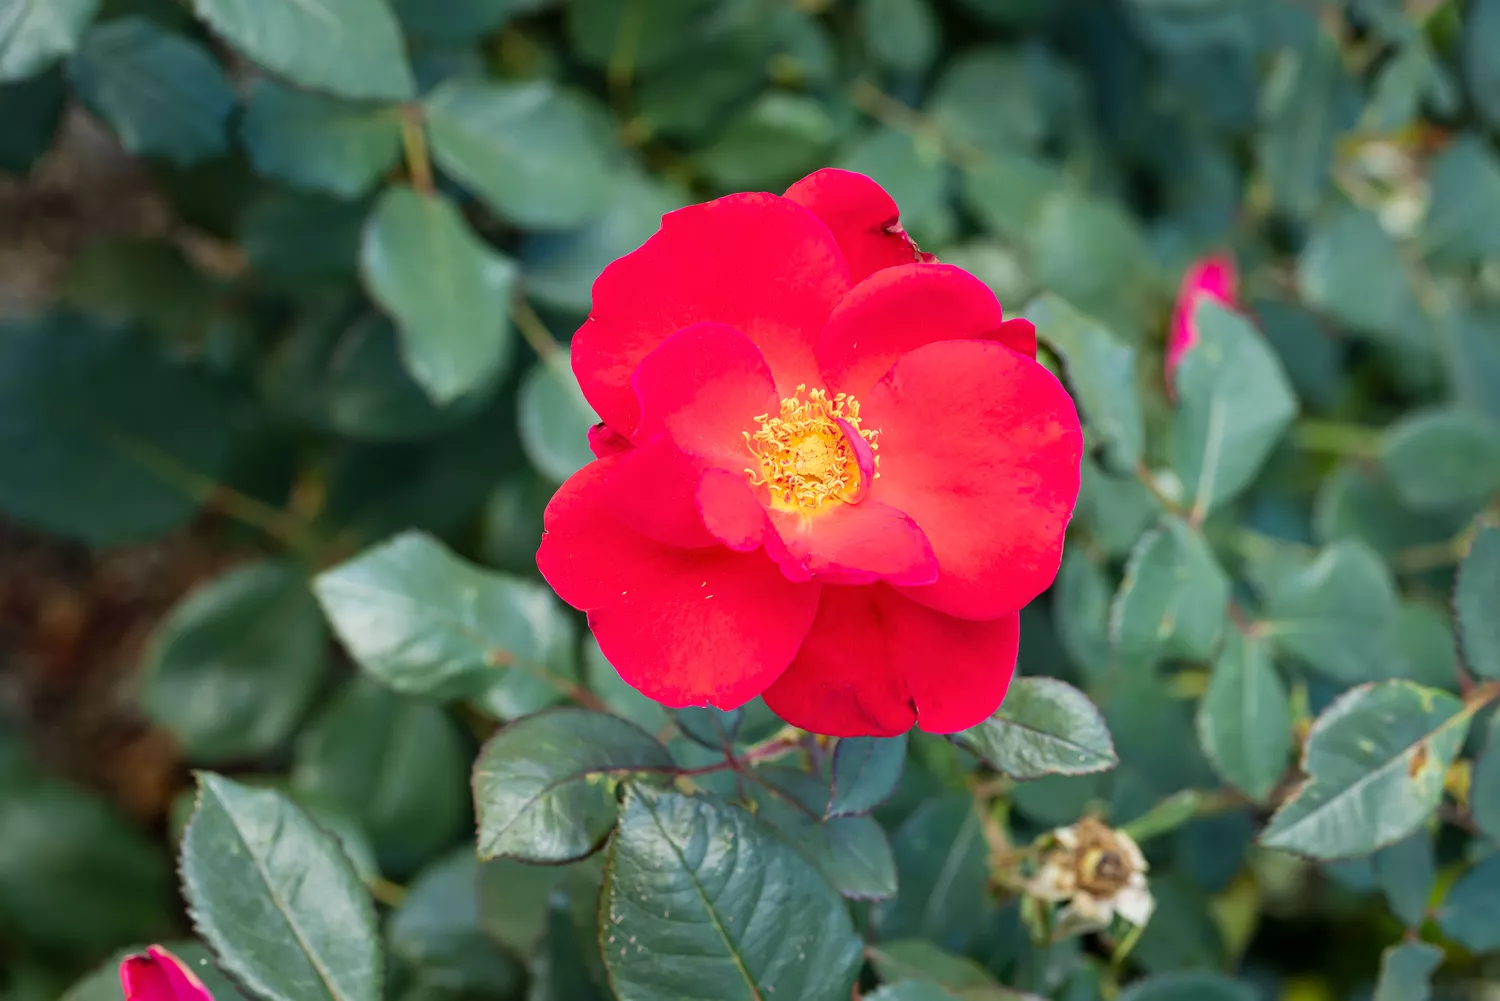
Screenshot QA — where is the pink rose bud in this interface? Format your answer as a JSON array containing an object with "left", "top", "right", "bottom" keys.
[
  {"left": 119, "top": 946, "right": 216, "bottom": 1001},
  {"left": 1166, "top": 252, "right": 1238, "bottom": 392}
]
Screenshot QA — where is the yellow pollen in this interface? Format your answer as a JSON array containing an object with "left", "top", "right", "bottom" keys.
[{"left": 744, "top": 385, "right": 879, "bottom": 512}]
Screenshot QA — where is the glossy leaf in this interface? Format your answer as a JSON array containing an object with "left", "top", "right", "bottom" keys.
[
  {"left": 600, "top": 788, "right": 863, "bottom": 1001},
  {"left": 181, "top": 774, "right": 383, "bottom": 1001},
  {"left": 389, "top": 850, "right": 524, "bottom": 998},
  {"left": 1117, "top": 972, "right": 1255, "bottom": 1001},
  {"left": 473, "top": 709, "right": 673, "bottom": 862},
  {"left": 360, "top": 185, "right": 517, "bottom": 404},
  {"left": 1261, "top": 541, "right": 1403, "bottom": 684},
  {"left": 141, "top": 560, "right": 328, "bottom": 765},
  {"left": 877, "top": 796, "right": 988, "bottom": 950},
  {"left": 1111, "top": 516, "right": 1230, "bottom": 664},
  {"left": 1172, "top": 302, "right": 1298, "bottom": 519},
  {"left": 1372, "top": 830, "right": 1435, "bottom": 928},
  {"left": 241, "top": 80, "right": 402, "bottom": 198},
  {"left": 1196, "top": 631, "right": 1292, "bottom": 802},
  {"left": 1373, "top": 942, "right": 1442, "bottom": 1001},
  {"left": 0, "top": 0, "right": 99, "bottom": 81},
  {"left": 1470, "top": 713, "right": 1500, "bottom": 840},
  {"left": 866, "top": 939, "right": 1007, "bottom": 994},
  {"left": 828, "top": 734, "right": 907, "bottom": 816},
  {"left": 1024, "top": 292, "right": 1144, "bottom": 471},
  {"left": 70, "top": 18, "right": 234, "bottom": 166},
  {"left": 955, "top": 677, "right": 1116, "bottom": 780},
  {"left": 748, "top": 771, "right": 898, "bottom": 900},
  {"left": 1260, "top": 681, "right": 1468, "bottom": 859},
  {"left": 518, "top": 353, "right": 599, "bottom": 483},
  {"left": 291, "top": 679, "right": 471, "bottom": 878},
  {"left": 1379, "top": 408, "right": 1500, "bottom": 512},
  {"left": 1457, "top": 526, "right": 1500, "bottom": 681},
  {"left": 191, "top": 0, "right": 414, "bottom": 101},
  {"left": 1465, "top": 0, "right": 1500, "bottom": 131},
  {"left": 424, "top": 79, "right": 615, "bottom": 230},
  {"left": 1436, "top": 853, "right": 1500, "bottom": 952},
  {"left": 0, "top": 315, "right": 236, "bottom": 545},
  {"left": 314, "top": 530, "right": 575, "bottom": 701}
]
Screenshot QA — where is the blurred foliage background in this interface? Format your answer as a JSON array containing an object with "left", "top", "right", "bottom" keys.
[{"left": 4, "top": 0, "right": 1500, "bottom": 999}]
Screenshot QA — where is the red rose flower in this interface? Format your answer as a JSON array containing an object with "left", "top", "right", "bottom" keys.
[
  {"left": 1165, "top": 252, "right": 1238, "bottom": 389},
  {"left": 120, "top": 946, "right": 216, "bottom": 1001},
  {"left": 537, "top": 168, "right": 1083, "bottom": 737}
]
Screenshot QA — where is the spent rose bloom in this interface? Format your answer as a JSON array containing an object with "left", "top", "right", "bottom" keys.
[
  {"left": 537, "top": 168, "right": 1083, "bottom": 737},
  {"left": 1165, "top": 251, "right": 1238, "bottom": 389},
  {"left": 119, "top": 946, "right": 216, "bottom": 1001},
  {"left": 1027, "top": 818, "right": 1154, "bottom": 936}
]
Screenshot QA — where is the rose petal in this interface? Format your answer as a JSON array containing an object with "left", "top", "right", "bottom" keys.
[
  {"left": 538, "top": 458, "right": 819, "bottom": 709},
  {"left": 120, "top": 947, "right": 215, "bottom": 1001},
  {"left": 762, "top": 585, "right": 1019, "bottom": 736},
  {"left": 863, "top": 340, "right": 1083, "bottom": 620},
  {"left": 784, "top": 168, "right": 928, "bottom": 283},
  {"left": 766, "top": 502, "right": 938, "bottom": 586},
  {"left": 573, "top": 193, "right": 850, "bottom": 437},
  {"left": 817, "top": 262, "right": 1013, "bottom": 399},
  {"left": 587, "top": 422, "right": 632, "bottom": 459}
]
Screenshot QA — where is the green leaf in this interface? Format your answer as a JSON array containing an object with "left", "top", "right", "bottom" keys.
[
  {"left": 1112, "top": 515, "right": 1231, "bottom": 665},
  {"left": 360, "top": 185, "right": 518, "bottom": 404},
  {"left": 0, "top": 314, "right": 236, "bottom": 546},
  {"left": 1464, "top": 0, "right": 1500, "bottom": 132},
  {"left": 0, "top": 66, "right": 67, "bottom": 173},
  {"left": 1026, "top": 192, "right": 1154, "bottom": 343},
  {"left": 242, "top": 193, "right": 365, "bottom": 291},
  {"left": 389, "top": 850, "right": 524, "bottom": 998},
  {"left": 1379, "top": 408, "right": 1500, "bottom": 512},
  {"left": 954, "top": 677, "right": 1117, "bottom": 780},
  {"left": 1421, "top": 136, "right": 1500, "bottom": 266},
  {"left": 1054, "top": 548, "right": 1114, "bottom": 681},
  {"left": 522, "top": 170, "right": 687, "bottom": 314},
  {"left": 866, "top": 939, "right": 1006, "bottom": 993},
  {"left": 861, "top": 0, "right": 938, "bottom": 75},
  {"left": 1261, "top": 541, "right": 1403, "bottom": 684},
  {"left": 390, "top": 0, "right": 512, "bottom": 43},
  {"left": 473, "top": 708, "right": 673, "bottom": 863},
  {"left": 1172, "top": 301, "right": 1298, "bottom": 519},
  {"left": 1024, "top": 293, "right": 1144, "bottom": 471},
  {"left": 291, "top": 679, "right": 471, "bottom": 878},
  {"left": 1373, "top": 942, "right": 1443, "bottom": 1001},
  {"left": 1260, "top": 681, "right": 1468, "bottom": 859},
  {"left": 141, "top": 560, "right": 328, "bottom": 765},
  {"left": 241, "top": 80, "right": 402, "bottom": 198},
  {"left": 425, "top": 79, "right": 615, "bottom": 230},
  {"left": 1298, "top": 206, "right": 1429, "bottom": 355},
  {"left": 0, "top": 781, "right": 171, "bottom": 960},
  {"left": 0, "top": 0, "right": 99, "bottom": 81},
  {"left": 747, "top": 771, "right": 898, "bottom": 900},
  {"left": 829, "top": 734, "right": 907, "bottom": 816},
  {"left": 519, "top": 352, "right": 599, "bottom": 483},
  {"left": 191, "top": 0, "right": 414, "bottom": 101},
  {"left": 1471, "top": 714, "right": 1500, "bottom": 840},
  {"left": 601, "top": 788, "right": 863, "bottom": 1001},
  {"left": 182, "top": 773, "right": 383, "bottom": 1001},
  {"left": 695, "top": 92, "right": 836, "bottom": 191},
  {"left": 314, "top": 530, "right": 575, "bottom": 702},
  {"left": 1436, "top": 853, "right": 1500, "bottom": 952},
  {"left": 1117, "top": 971, "right": 1255, "bottom": 1001},
  {"left": 1257, "top": 25, "right": 1360, "bottom": 217},
  {"left": 1457, "top": 526, "right": 1500, "bottom": 681},
  {"left": 477, "top": 855, "right": 577, "bottom": 956},
  {"left": 69, "top": 18, "right": 233, "bottom": 166},
  {"left": 1196, "top": 631, "right": 1293, "bottom": 802},
  {"left": 877, "top": 795, "right": 988, "bottom": 949},
  {"left": 1373, "top": 830, "right": 1435, "bottom": 927},
  {"left": 866, "top": 984, "right": 960, "bottom": 1001}
]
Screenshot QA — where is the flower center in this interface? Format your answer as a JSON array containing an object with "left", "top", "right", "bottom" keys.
[{"left": 744, "top": 385, "right": 879, "bottom": 513}]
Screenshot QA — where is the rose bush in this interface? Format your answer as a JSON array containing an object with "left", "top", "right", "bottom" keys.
[{"left": 2, "top": 3, "right": 1500, "bottom": 1001}]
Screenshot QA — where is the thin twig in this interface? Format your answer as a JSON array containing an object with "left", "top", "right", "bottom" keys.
[{"left": 399, "top": 104, "right": 435, "bottom": 195}]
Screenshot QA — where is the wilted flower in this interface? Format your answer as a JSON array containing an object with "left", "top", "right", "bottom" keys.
[
  {"left": 119, "top": 946, "right": 216, "bottom": 1001},
  {"left": 1165, "top": 252, "right": 1238, "bottom": 391},
  {"left": 1027, "top": 818, "right": 1154, "bottom": 935},
  {"left": 538, "top": 168, "right": 1083, "bottom": 737}
]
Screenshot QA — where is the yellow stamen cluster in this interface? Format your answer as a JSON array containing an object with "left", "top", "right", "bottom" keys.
[{"left": 744, "top": 385, "right": 879, "bottom": 512}]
